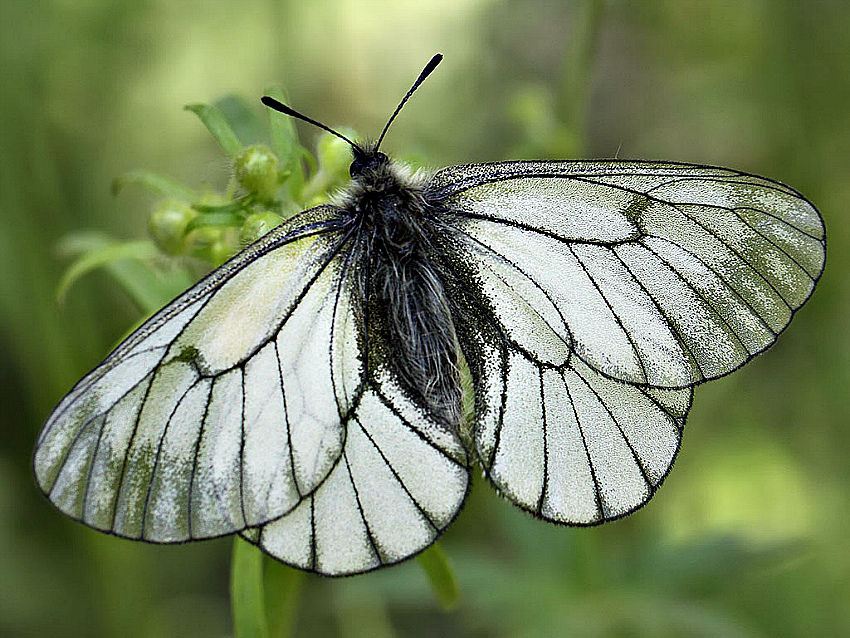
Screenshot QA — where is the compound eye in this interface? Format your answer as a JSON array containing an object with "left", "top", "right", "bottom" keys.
[
  {"left": 349, "top": 159, "right": 364, "bottom": 177},
  {"left": 375, "top": 152, "right": 389, "bottom": 164}
]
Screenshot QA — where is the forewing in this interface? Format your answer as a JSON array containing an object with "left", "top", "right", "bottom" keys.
[
  {"left": 434, "top": 160, "right": 825, "bottom": 387},
  {"left": 33, "top": 206, "right": 365, "bottom": 542}
]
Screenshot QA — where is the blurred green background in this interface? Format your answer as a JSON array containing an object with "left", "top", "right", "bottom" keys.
[{"left": 2, "top": 0, "right": 847, "bottom": 636}]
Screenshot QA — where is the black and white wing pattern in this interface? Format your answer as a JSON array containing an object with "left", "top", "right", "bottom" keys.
[
  {"left": 239, "top": 377, "right": 468, "bottom": 576},
  {"left": 34, "top": 206, "right": 352, "bottom": 541},
  {"left": 33, "top": 204, "right": 469, "bottom": 570},
  {"left": 436, "top": 160, "right": 824, "bottom": 524}
]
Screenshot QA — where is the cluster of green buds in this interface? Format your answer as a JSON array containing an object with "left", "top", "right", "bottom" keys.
[
  {"left": 147, "top": 145, "right": 288, "bottom": 268},
  {"left": 58, "top": 88, "right": 356, "bottom": 312},
  {"left": 146, "top": 98, "right": 354, "bottom": 268}
]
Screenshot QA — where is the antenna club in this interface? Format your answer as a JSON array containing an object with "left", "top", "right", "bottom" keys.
[{"left": 375, "top": 53, "right": 444, "bottom": 151}]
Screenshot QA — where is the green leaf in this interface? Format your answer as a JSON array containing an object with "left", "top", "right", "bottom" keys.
[
  {"left": 55, "top": 230, "right": 115, "bottom": 257},
  {"left": 262, "top": 85, "right": 306, "bottom": 201},
  {"left": 111, "top": 170, "right": 196, "bottom": 200},
  {"left": 231, "top": 537, "right": 269, "bottom": 638},
  {"left": 263, "top": 85, "right": 298, "bottom": 167},
  {"left": 55, "top": 234, "right": 192, "bottom": 314},
  {"left": 191, "top": 196, "right": 252, "bottom": 214},
  {"left": 185, "top": 103, "right": 242, "bottom": 157},
  {"left": 416, "top": 542, "right": 461, "bottom": 610},
  {"left": 263, "top": 556, "right": 304, "bottom": 638},
  {"left": 216, "top": 94, "right": 265, "bottom": 147}
]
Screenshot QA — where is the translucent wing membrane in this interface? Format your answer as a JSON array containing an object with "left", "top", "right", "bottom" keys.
[
  {"left": 464, "top": 316, "right": 689, "bottom": 523},
  {"left": 451, "top": 280, "right": 690, "bottom": 524},
  {"left": 437, "top": 160, "right": 825, "bottom": 388},
  {"left": 240, "top": 383, "right": 468, "bottom": 576},
  {"left": 35, "top": 205, "right": 470, "bottom": 573},
  {"left": 441, "top": 159, "right": 821, "bottom": 522},
  {"left": 34, "top": 206, "right": 365, "bottom": 542}
]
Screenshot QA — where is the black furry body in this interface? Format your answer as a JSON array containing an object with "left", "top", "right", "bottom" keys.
[{"left": 338, "top": 148, "right": 465, "bottom": 431}]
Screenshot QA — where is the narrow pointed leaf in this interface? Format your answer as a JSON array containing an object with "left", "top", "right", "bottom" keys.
[
  {"left": 111, "top": 170, "right": 196, "bottom": 200},
  {"left": 56, "top": 236, "right": 189, "bottom": 312},
  {"left": 185, "top": 103, "right": 242, "bottom": 157}
]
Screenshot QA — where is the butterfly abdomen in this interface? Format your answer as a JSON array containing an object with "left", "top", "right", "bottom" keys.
[{"left": 371, "top": 250, "right": 462, "bottom": 430}]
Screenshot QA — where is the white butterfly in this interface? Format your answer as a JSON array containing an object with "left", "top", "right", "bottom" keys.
[{"left": 34, "top": 55, "right": 825, "bottom": 576}]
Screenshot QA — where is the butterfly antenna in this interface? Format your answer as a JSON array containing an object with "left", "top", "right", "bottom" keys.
[
  {"left": 375, "top": 53, "right": 443, "bottom": 151},
  {"left": 260, "top": 96, "right": 361, "bottom": 150}
]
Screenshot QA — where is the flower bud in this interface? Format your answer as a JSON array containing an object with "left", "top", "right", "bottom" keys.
[
  {"left": 209, "top": 237, "right": 236, "bottom": 267},
  {"left": 317, "top": 128, "right": 357, "bottom": 180},
  {"left": 149, "top": 199, "right": 197, "bottom": 255},
  {"left": 183, "top": 225, "right": 222, "bottom": 262},
  {"left": 233, "top": 144, "right": 281, "bottom": 203}
]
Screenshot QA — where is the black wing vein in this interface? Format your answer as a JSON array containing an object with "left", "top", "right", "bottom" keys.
[
  {"left": 568, "top": 244, "right": 649, "bottom": 383},
  {"left": 562, "top": 371, "right": 604, "bottom": 520},
  {"left": 353, "top": 415, "right": 440, "bottom": 530}
]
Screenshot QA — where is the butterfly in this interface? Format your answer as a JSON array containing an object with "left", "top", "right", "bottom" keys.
[{"left": 34, "top": 54, "right": 825, "bottom": 576}]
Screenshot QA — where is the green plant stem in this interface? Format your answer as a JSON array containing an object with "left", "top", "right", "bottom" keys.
[
  {"left": 416, "top": 543, "right": 461, "bottom": 610},
  {"left": 264, "top": 557, "right": 305, "bottom": 638},
  {"left": 231, "top": 537, "right": 269, "bottom": 638}
]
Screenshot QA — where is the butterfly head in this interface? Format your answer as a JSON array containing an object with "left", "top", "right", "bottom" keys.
[{"left": 349, "top": 146, "right": 390, "bottom": 179}]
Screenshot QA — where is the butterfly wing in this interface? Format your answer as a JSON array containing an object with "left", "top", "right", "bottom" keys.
[
  {"left": 435, "top": 160, "right": 825, "bottom": 388},
  {"left": 239, "top": 381, "right": 469, "bottom": 576},
  {"left": 448, "top": 271, "right": 691, "bottom": 524},
  {"left": 457, "top": 307, "right": 691, "bottom": 524},
  {"left": 35, "top": 206, "right": 367, "bottom": 542},
  {"left": 239, "top": 248, "right": 470, "bottom": 577},
  {"left": 436, "top": 160, "right": 823, "bottom": 524}
]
